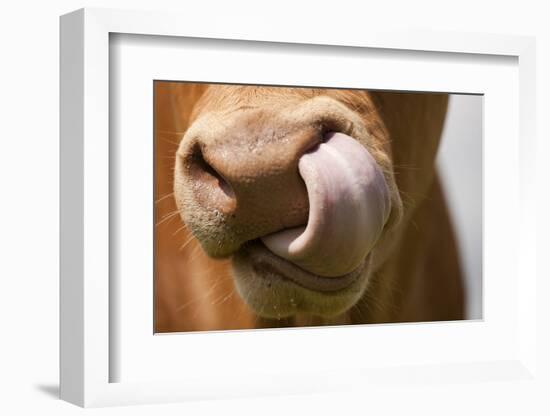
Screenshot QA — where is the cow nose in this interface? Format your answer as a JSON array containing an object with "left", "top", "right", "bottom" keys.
[
  {"left": 179, "top": 121, "right": 320, "bottom": 237},
  {"left": 186, "top": 143, "right": 239, "bottom": 214}
]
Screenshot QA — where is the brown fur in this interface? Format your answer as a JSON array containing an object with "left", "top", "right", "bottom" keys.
[{"left": 155, "top": 82, "right": 464, "bottom": 332}]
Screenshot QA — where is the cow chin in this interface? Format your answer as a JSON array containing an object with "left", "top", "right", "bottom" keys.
[{"left": 231, "top": 240, "right": 372, "bottom": 319}]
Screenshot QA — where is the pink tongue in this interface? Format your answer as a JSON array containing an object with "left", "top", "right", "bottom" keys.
[{"left": 261, "top": 132, "right": 390, "bottom": 277}]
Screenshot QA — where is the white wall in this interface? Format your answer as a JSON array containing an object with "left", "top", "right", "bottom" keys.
[{"left": 437, "top": 95, "right": 483, "bottom": 319}]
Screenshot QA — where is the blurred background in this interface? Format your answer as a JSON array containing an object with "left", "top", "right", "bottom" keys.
[{"left": 437, "top": 94, "right": 483, "bottom": 319}]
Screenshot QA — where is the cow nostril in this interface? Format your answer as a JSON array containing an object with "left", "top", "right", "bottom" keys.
[{"left": 187, "top": 144, "right": 236, "bottom": 212}]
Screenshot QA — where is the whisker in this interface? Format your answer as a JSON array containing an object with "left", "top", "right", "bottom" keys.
[
  {"left": 171, "top": 224, "right": 188, "bottom": 237},
  {"left": 211, "top": 290, "right": 235, "bottom": 306},
  {"left": 187, "top": 243, "right": 206, "bottom": 261},
  {"left": 188, "top": 274, "right": 234, "bottom": 321},
  {"left": 175, "top": 272, "right": 232, "bottom": 312},
  {"left": 156, "top": 129, "right": 187, "bottom": 136},
  {"left": 155, "top": 192, "right": 174, "bottom": 204},
  {"left": 178, "top": 234, "right": 197, "bottom": 252},
  {"left": 156, "top": 135, "right": 182, "bottom": 146},
  {"left": 155, "top": 210, "right": 180, "bottom": 226}
]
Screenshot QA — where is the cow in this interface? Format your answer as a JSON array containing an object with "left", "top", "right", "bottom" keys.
[{"left": 154, "top": 82, "right": 464, "bottom": 332}]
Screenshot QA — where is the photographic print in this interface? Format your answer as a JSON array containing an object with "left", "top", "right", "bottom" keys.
[{"left": 154, "top": 82, "right": 482, "bottom": 333}]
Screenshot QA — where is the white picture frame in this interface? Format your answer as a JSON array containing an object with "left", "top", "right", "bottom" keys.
[{"left": 60, "top": 7, "right": 538, "bottom": 408}]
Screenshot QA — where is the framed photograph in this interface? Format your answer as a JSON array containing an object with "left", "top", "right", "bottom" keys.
[{"left": 60, "top": 8, "right": 538, "bottom": 408}]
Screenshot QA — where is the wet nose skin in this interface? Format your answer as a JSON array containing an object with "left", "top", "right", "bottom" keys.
[{"left": 182, "top": 114, "right": 320, "bottom": 239}]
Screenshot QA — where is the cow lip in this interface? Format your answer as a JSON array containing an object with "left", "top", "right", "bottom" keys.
[{"left": 241, "top": 240, "right": 364, "bottom": 292}]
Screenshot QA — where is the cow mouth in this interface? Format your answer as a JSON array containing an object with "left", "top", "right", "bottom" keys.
[
  {"left": 228, "top": 131, "right": 389, "bottom": 315},
  {"left": 231, "top": 239, "right": 370, "bottom": 318},
  {"left": 226, "top": 131, "right": 389, "bottom": 315},
  {"left": 260, "top": 131, "right": 391, "bottom": 278},
  {"left": 241, "top": 240, "right": 364, "bottom": 292}
]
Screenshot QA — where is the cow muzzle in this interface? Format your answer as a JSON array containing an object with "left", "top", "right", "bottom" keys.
[{"left": 175, "top": 110, "right": 390, "bottom": 280}]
